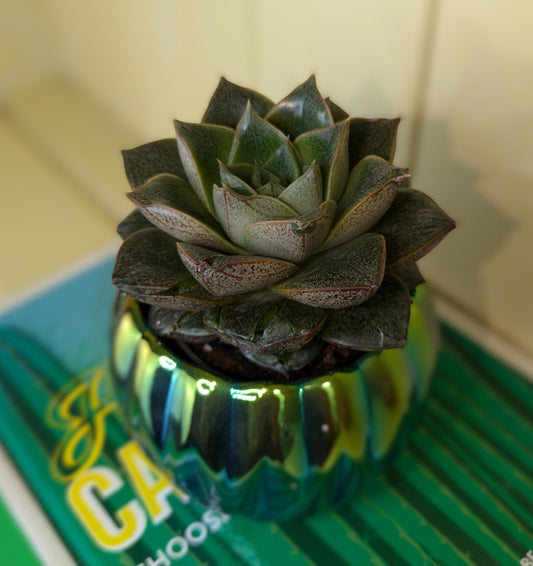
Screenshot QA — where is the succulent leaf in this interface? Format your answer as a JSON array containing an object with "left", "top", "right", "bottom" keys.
[
  {"left": 174, "top": 121, "right": 234, "bottom": 215},
  {"left": 131, "top": 288, "right": 228, "bottom": 311},
  {"left": 127, "top": 174, "right": 243, "bottom": 253},
  {"left": 278, "top": 162, "right": 323, "bottom": 215},
  {"left": 251, "top": 163, "right": 277, "bottom": 189},
  {"left": 266, "top": 75, "right": 334, "bottom": 138},
  {"left": 321, "top": 274, "right": 411, "bottom": 350},
  {"left": 218, "top": 161, "right": 256, "bottom": 196},
  {"left": 117, "top": 209, "right": 154, "bottom": 240},
  {"left": 202, "top": 77, "right": 274, "bottom": 128},
  {"left": 262, "top": 138, "right": 301, "bottom": 185},
  {"left": 255, "top": 177, "right": 284, "bottom": 198},
  {"left": 177, "top": 242, "right": 297, "bottom": 296},
  {"left": 205, "top": 301, "right": 271, "bottom": 346},
  {"left": 113, "top": 228, "right": 185, "bottom": 294},
  {"left": 348, "top": 118, "right": 400, "bottom": 168},
  {"left": 325, "top": 97, "right": 350, "bottom": 122},
  {"left": 219, "top": 162, "right": 270, "bottom": 190},
  {"left": 213, "top": 184, "right": 297, "bottom": 247},
  {"left": 205, "top": 299, "right": 326, "bottom": 355},
  {"left": 271, "top": 233, "right": 386, "bottom": 308},
  {"left": 112, "top": 228, "right": 227, "bottom": 310},
  {"left": 374, "top": 189, "right": 456, "bottom": 268},
  {"left": 244, "top": 340, "right": 323, "bottom": 373},
  {"left": 243, "top": 200, "right": 337, "bottom": 263},
  {"left": 256, "top": 300, "right": 327, "bottom": 354},
  {"left": 322, "top": 156, "right": 409, "bottom": 250},
  {"left": 229, "top": 102, "right": 287, "bottom": 166},
  {"left": 122, "top": 139, "right": 186, "bottom": 189},
  {"left": 294, "top": 119, "right": 350, "bottom": 202},
  {"left": 148, "top": 307, "right": 217, "bottom": 342},
  {"left": 389, "top": 261, "right": 425, "bottom": 291}
]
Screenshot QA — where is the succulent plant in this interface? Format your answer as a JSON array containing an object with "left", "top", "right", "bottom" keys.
[{"left": 113, "top": 76, "right": 454, "bottom": 377}]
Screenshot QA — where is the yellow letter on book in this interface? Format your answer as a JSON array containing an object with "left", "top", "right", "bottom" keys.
[
  {"left": 67, "top": 466, "right": 146, "bottom": 551},
  {"left": 118, "top": 441, "right": 185, "bottom": 524}
]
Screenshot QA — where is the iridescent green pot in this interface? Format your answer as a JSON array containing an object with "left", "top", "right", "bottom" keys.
[{"left": 111, "top": 286, "right": 439, "bottom": 521}]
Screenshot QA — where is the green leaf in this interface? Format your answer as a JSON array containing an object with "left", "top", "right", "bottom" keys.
[
  {"left": 389, "top": 262, "right": 425, "bottom": 291},
  {"left": 229, "top": 102, "right": 287, "bottom": 166},
  {"left": 256, "top": 300, "right": 327, "bottom": 354},
  {"left": 112, "top": 228, "right": 227, "bottom": 310},
  {"left": 348, "top": 118, "right": 400, "bottom": 168},
  {"left": 243, "top": 200, "right": 337, "bottom": 263},
  {"left": 294, "top": 119, "right": 350, "bottom": 202},
  {"left": 321, "top": 274, "right": 411, "bottom": 350},
  {"left": 202, "top": 77, "right": 274, "bottom": 128},
  {"left": 205, "top": 300, "right": 271, "bottom": 346},
  {"left": 218, "top": 161, "right": 256, "bottom": 196},
  {"left": 251, "top": 163, "right": 277, "bottom": 189},
  {"left": 255, "top": 177, "right": 284, "bottom": 198},
  {"left": 262, "top": 138, "right": 301, "bottom": 185},
  {"left": 374, "top": 189, "right": 456, "bottom": 268},
  {"left": 218, "top": 162, "right": 269, "bottom": 190},
  {"left": 325, "top": 97, "right": 349, "bottom": 122},
  {"left": 117, "top": 209, "right": 154, "bottom": 240},
  {"left": 112, "top": 228, "right": 184, "bottom": 293},
  {"left": 122, "top": 139, "right": 186, "bottom": 189},
  {"left": 174, "top": 121, "right": 234, "bottom": 215},
  {"left": 212, "top": 184, "right": 297, "bottom": 248},
  {"left": 177, "top": 242, "right": 298, "bottom": 296},
  {"left": 148, "top": 307, "right": 217, "bottom": 342},
  {"left": 205, "top": 299, "right": 326, "bottom": 355},
  {"left": 271, "top": 233, "right": 386, "bottom": 309},
  {"left": 266, "top": 75, "right": 334, "bottom": 138},
  {"left": 127, "top": 174, "right": 243, "bottom": 253},
  {"left": 322, "top": 156, "right": 409, "bottom": 250},
  {"left": 278, "top": 162, "right": 323, "bottom": 215},
  {"left": 243, "top": 340, "right": 322, "bottom": 373}
]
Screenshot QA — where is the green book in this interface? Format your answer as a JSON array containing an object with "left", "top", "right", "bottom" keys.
[{"left": 0, "top": 257, "right": 532, "bottom": 565}]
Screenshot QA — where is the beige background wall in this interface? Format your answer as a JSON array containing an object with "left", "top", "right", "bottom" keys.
[{"left": 1, "top": 1, "right": 532, "bottom": 368}]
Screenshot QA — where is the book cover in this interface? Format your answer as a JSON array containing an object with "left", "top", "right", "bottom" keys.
[{"left": 0, "top": 257, "right": 532, "bottom": 565}]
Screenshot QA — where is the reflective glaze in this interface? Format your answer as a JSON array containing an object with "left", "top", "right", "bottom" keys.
[{"left": 111, "top": 286, "right": 439, "bottom": 521}]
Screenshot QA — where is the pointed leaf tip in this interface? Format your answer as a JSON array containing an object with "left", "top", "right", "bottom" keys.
[
  {"left": 375, "top": 189, "right": 456, "bottom": 268},
  {"left": 271, "top": 233, "right": 386, "bottom": 309},
  {"left": 112, "top": 228, "right": 227, "bottom": 310},
  {"left": 294, "top": 119, "right": 350, "bottom": 202},
  {"left": 122, "top": 139, "right": 186, "bottom": 189},
  {"left": 348, "top": 117, "right": 401, "bottom": 167},
  {"left": 321, "top": 274, "right": 411, "bottom": 350},
  {"left": 229, "top": 102, "right": 287, "bottom": 166},
  {"left": 322, "top": 155, "right": 408, "bottom": 250},
  {"left": 266, "top": 75, "right": 334, "bottom": 138},
  {"left": 202, "top": 77, "right": 274, "bottom": 127},
  {"left": 177, "top": 242, "right": 297, "bottom": 296},
  {"left": 127, "top": 174, "right": 243, "bottom": 253},
  {"left": 174, "top": 120, "right": 234, "bottom": 215},
  {"left": 212, "top": 184, "right": 297, "bottom": 248}
]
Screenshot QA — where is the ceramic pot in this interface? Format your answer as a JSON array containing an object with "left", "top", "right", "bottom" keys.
[{"left": 111, "top": 285, "right": 439, "bottom": 521}]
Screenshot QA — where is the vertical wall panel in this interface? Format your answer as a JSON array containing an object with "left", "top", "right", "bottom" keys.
[
  {"left": 252, "top": 0, "right": 432, "bottom": 166},
  {"left": 0, "top": 0, "right": 55, "bottom": 97},
  {"left": 413, "top": 1, "right": 533, "bottom": 357},
  {"left": 40, "top": 0, "right": 253, "bottom": 138}
]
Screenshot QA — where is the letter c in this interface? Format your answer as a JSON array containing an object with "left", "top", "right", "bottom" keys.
[{"left": 67, "top": 466, "right": 147, "bottom": 552}]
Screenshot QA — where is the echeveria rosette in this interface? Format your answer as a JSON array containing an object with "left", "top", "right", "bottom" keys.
[{"left": 113, "top": 76, "right": 455, "bottom": 373}]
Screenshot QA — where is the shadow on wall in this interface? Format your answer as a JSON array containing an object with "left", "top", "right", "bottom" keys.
[
  {"left": 343, "top": 79, "right": 414, "bottom": 168},
  {"left": 414, "top": 120, "right": 515, "bottom": 324}
]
